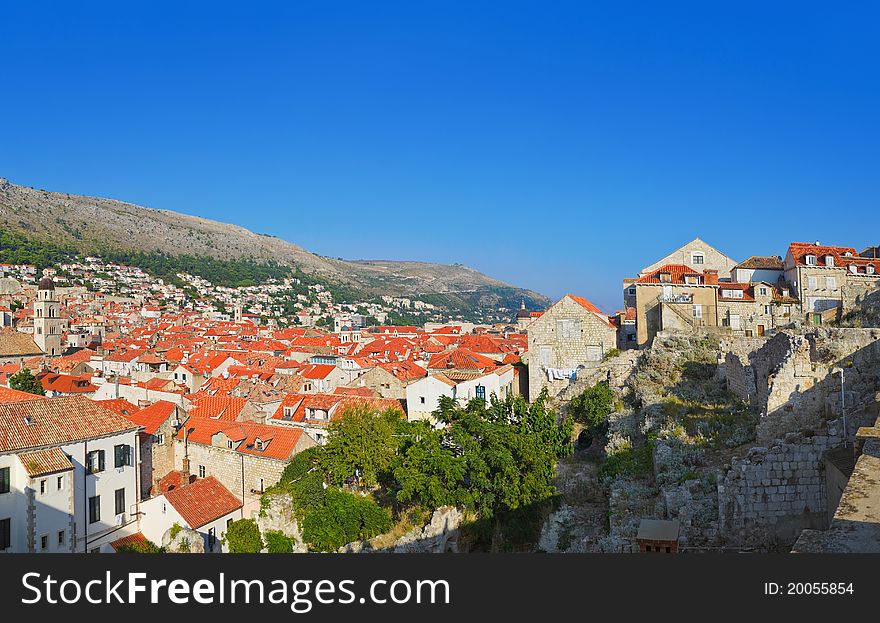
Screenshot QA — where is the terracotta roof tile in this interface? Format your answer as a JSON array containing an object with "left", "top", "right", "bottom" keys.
[
  {"left": 164, "top": 476, "right": 242, "bottom": 529},
  {"left": 0, "top": 396, "right": 140, "bottom": 453}
]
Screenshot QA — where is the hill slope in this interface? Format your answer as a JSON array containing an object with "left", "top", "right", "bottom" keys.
[{"left": 0, "top": 177, "right": 549, "bottom": 316}]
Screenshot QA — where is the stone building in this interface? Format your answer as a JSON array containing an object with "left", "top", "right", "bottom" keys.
[
  {"left": 784, "top": 242, "right": 880, "bottom": 322},
  {"left": 716, "top": 282, "right": 798, "bottom": 337},
  {"left": 175, "top": 417, "right": 316, "bottom": 517},
  {"left": 638, "top": 238, "right": 738, "bottom": 281},
  {"left": 526, "top": 294, "right": 617, "bottom": 400},
  {"left": 632, "top": 265, "right": 719, "bottom": 348}
]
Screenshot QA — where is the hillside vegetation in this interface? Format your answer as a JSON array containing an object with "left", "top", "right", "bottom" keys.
[{"left": 0, "top": 177, "right": 549, "bottom": 316}]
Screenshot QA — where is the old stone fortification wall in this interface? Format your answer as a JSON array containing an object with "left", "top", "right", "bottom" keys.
[{"left": 723, "top": 328, "right": 880, "bottom": 444}]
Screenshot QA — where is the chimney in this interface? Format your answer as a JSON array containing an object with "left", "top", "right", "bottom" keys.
[
  {"left": 703, "top": 269, "right": 719, "bottom": 286},
  {"left": 180, "top": 457, "right": 191, "bottom": 486}
]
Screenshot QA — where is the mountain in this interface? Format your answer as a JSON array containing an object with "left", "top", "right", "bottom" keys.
[{"left": 0, "top": 177, "right": 549, "bottom": 318}]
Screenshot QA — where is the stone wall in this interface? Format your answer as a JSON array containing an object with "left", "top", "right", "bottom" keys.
[
  {"left": 723, "top": 328, "right": 880, "bottom": 444},
  {"left": 175, "top": 440, "right": 288, "bottom": 504}
]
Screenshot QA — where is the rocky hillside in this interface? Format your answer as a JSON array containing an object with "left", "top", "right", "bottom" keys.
[{"left": 0, "top": 177, "right": 549, "bottom": 314}]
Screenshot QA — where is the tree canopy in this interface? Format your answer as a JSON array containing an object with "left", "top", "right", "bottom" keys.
[{"left": 9, "top": 368, "right": 45, "bottom": 396}]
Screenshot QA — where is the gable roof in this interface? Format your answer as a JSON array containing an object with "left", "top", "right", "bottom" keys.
[{"left": 163, "top": 476, "right": 242, "bottom": 529}]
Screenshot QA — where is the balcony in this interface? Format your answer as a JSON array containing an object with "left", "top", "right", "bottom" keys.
[{"left": 657, "top": 293, "right": 693, "bottom": 304}]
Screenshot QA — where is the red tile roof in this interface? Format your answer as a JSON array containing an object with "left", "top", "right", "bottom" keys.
[
  {"left": 163, "top": 476, "right": 243, "bottom": 529},
  {"left": 427, "top": 348, "right": 498, "bottom": 372},
  {"left": 178, "top": 417, "right": 308, "bottom": 460},
  {"left": 125, "top": 400, "right": 178, "bottom": 435},
  {"left": 188, "top": 395, "right": 247, "bottom": 421},
  {"left": 0, "top": 396, "right": 140, "bottom": 452},
  {"left": 37, "top": 372, "right": 98, "bottom": 394},
  {"left": 18, "top": 447, "right": 74, "bottom": 476},
  {"left": 634, "top": 264, "right": 703, "bottom": 284},
  {"left": 0, "top": 386, "right": 44, "bottom": 403},
  {"left": 96, "top": 398, "right": 141, "bottom": 417},
  {"left": 788, "top": 242, "right": 880, "bottom": 273}
]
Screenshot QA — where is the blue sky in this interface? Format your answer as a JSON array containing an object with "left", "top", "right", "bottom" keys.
[{"left": 1, "top": 2, "right": 878, "bottom": 312}]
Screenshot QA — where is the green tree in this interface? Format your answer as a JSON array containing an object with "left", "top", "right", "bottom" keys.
[
  {"left": 569, "top": 381, "right": 614, "bottom": 433},
  {"left": 322, "top": 405, "right": 404, "bottom": 488},
  {"left": 393, "top": 390, "right": 572, "bottom": 519},
  {"left": 223, "top": 519, "right": 264, "bottom": 553},
  {"left": 9, "top": 368, "right": 45, "bottom": 396}
]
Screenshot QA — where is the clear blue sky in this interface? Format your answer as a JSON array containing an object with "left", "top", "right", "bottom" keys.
[{"left": 1, "top": 2, "right": 878, "bottom": 312}]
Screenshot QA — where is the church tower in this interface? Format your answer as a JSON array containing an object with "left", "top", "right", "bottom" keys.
[{"left": 34, "top": 276, "right": 63, "bottom": 357}]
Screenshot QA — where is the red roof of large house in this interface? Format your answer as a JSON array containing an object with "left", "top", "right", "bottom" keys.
[
  {"left": 788, "top": 242, "right": 880, "bottom": 274},
  {"left": 0, "top": 396, "right": 140, "bottom": 453},
  {"left": 177, "top": 416, "right": 308, "bottom": 460}
]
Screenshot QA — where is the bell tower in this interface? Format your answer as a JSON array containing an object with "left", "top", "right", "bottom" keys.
[{"left": 34, "top": 276, "right": 63, "bottom": 357}]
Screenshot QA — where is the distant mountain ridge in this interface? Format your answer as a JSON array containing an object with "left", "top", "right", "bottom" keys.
[{"left": 0, "top": 177, "right": 549, "bottom": 317}]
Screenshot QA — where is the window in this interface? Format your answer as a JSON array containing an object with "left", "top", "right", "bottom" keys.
[
  {"left": 722, "top": 289, "right": 743, "bottom": 299},
  {"left": 419, "top": 396, "right": 426, "bottom": 404},
  {"left": 868, "top": 265, "right": 876, "bottom": 275},
  {"left": 156, "top": 433, "right": 165, "bottom": 445},
  {"left": 475, "top": 385, "right": 486, "bottom": 401},
  {"left": 114, "top": 444, "right": 131, "bottom": 468},
  {"left": 57, "top": 530, "right": 65, "bottom": 546},
  {"left": 556, "top": 320, "right": 580, "bottom": 340},
  {"left": 227, "top": 440, "right": 234, "bottom": 449},
  {"left": 692, "top": 305, "right": 702, "bottom": 319},
  {"left": 627, "top": 287, "right": 636, "bottom": 296},
  {"left": 114, "top": 488, "right": 125, "bottom": 516},
  {"left": 759, "top": 287, "right": 768, "bottom": 296},
  {"left": 540, "top": 347, "right": 552, "bottom": 366},
  {"left": 198, "top": 465, "right": 206, "bottom": 478},
  {"left": 825, "top": 255, "right": 834, "bottom": 267},
  {"left": 805, "top": 255, "right": 816, "bottom": 266},
  {"left": 40, "top": 479, "right": 46, "bottom": 495},
  {"left": 692, "top": 253, "right": 705, "bottom": 265},
  {"left": 764, "top": 305, "right": 771, "bottom": 315},
  {"left": 57, "top": 476, "right": 63, "bottom": 491},
  {"left": 40, "top": 535, "right": 48, "bottom": 550},
  {"left": 0, "top": 518, "right": 9, "bottom": 551},
  {"left": 86, "top": 449, "right": 105, "bottom": 474},
  {"left": 88, "top": 495, "right": 100, "bottom": 524},
  {"left": 826, "top": 276, "right": 837, "bottom": 290},
  {"left": 0, "top": 467, "right": 8, "bottom": 494},
  {"left": 807, "top": 276, "right": 818, "bottom": 290}
]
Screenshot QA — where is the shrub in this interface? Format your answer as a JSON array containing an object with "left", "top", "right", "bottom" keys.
[
  {"left": 569, "top": 382, "right": 615, "bottom": 432},
  {"left": 264, "top": 530, "right": 295, "bottom": 553},
  {"left": 300, "top": 489, "right": 392, "bottom": 552},
  {"left": 223, "top": 519, "right": 264, "bottom": 553}
]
